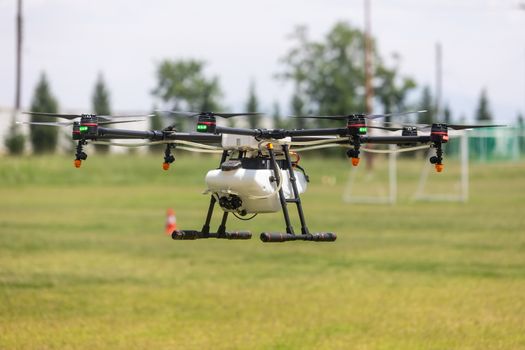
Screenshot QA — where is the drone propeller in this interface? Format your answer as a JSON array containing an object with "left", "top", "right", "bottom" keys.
[
  {"left": 17, "top": 119, "right": 144, "bottom": 127},
  {"left": 23, "top": 112, "right": 84, "bottom": 120},
  {"left": 23, "top": 111, "right": 155, "bottom": 121},
  {"left": 17, "top": 121, "right": 73, "bottom": 127},
  {"left": 446, "top": 124, "right": 506, "bottom": 130},
  {"left": 293, "top": 110, "right": 427, "bottom": 121},
  {"left": 364, "top": 110, "right": 427, "bottom": 120},
  {"left": 376, "top": 122, "right": 506, "bottom": 132},
  {"left": 160, "top": 111, "right": 263, "bottom": 118}
]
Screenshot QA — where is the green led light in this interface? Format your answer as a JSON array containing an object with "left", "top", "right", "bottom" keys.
[
  {"left": 79, "top": 126, "right": 88, "bottom": 132},
  {"left": 197, "top": 124, "right": 208, "bottom": 131},
  {"left": 359, "top": 127, "right": 367, "bottom": 132}
]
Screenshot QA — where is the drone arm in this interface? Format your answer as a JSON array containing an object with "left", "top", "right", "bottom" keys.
[
  {"left": 164, "top": 132, "right": 222, "bottom": 144},
  {"left": 97, "top": 127, "right": 164, "bottom": 140},
  {"left": 95, "top": 127, "right": 222, "bottom": 144},
  {"left": 214, "top": 126, "right": 347, "bottom": 140},
  {"left": 215, "top": 126, "right": 259, "bottom": 137}
]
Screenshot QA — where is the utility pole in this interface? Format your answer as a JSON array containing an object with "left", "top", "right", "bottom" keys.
[
  {"left": 15, "top": 0, "right": 23, "bottom": 113},
  {"left": 435, "top": 42, "right": 442, "bottom": 122},
  {"left": 517, "top": 3, "right": 525, "bottom": 117},
  {"left": 364, "top": 0, "right": 373, "bottom": 116},
  {"left": 364, "top": 0, "right": 374, "bottom": 168}
]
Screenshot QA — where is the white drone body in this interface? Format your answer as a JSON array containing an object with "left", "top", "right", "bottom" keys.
[{"left": 205, "top": 134, "right": 308, "bottom": 214}]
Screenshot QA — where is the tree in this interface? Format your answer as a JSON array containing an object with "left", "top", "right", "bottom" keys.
[
  {"left": 245, "top": 81, "right": 260, "bottom": 129},
  {"left": 475, "top": 89, "right": 493, "bottom": 122},
  {"left": 291, "top": 90, "right": 306, "bottom": 129},
  {"left": 4, "top": 120, "right": 25, "bottom": 155},
  {"left": 152, "top": 59, "right": 222, "bottom": 132},
  {"left": 279, "top": 23, "right": 366, "bottom": 119},
  {"left": 92, "top": 73, "right": 111, "bottom": 153},
  {"left": 29, "top": 73, "right": 59, "bottom": 154},
  {"left": 279, "top": 22, "right": 416, "bottom": 127},
  {"left": 443, "top": 104, "right": 452, "bottom": 124},
  {"left": 272, "top": 101, "right": 285, "bottom": 129},
  {"left": 374, "top": 57, "right": 416, "bottom": 123},
  {"left": 517, "top": 112, "right": 524, "bottom": 153},
  {"left": 418, "top": 86, "right": 435, "bottom": 125}
]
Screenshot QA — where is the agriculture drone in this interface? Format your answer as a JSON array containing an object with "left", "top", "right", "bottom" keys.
[{"left": 21, "top": 111, "right": 503, "bottom": 243}]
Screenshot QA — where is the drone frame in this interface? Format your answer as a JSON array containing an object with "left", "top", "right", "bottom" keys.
[{"left": 22, "top": 110, "right": 504, "bottom": 243}]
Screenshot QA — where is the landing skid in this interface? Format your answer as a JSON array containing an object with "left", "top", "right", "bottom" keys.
[
  {"left": 172, "top": 230, "right": 252, "bottom": 240},
  {"left": 171, "top": 146, "right": 337, "bottom": 243}
]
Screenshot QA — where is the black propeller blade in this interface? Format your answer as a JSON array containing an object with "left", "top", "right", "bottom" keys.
[
  {"left": 447, "top": 124, "right": 506, "bottom": 130},
  {"left": 373, "top": 122, "right": 507, "bottom": 132},
  {"left": 23, "top": 111, "right": 154, "bottom": 121},
  {"left": 159, "top": 111, "right": 263, "bottom": 118},
  {"left": 17, "top": 119, "right": 144, "bottom": 127},
  {"left": 23, "top": 112, "right": 84, "bottom": 120},
  {"left": 365, "top": 110, "right": 427, "bottom": 120},
  {"left": 293, "top": 110, "right": 427, "bottom": 121},
  {"left": 17, "top": 121, "right": 74, "bottom": 127},
  {"left": 96, "top": 114, "right": 155, "bottom": 121}
]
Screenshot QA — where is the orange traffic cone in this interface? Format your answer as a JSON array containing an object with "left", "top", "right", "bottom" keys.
[{"left": 165, "top": 208, "right": 177, "bottom": 235}]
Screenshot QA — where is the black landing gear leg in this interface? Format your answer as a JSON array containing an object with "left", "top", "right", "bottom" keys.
[
  {"left": 260, "top": 143, "right": 337, "bottom": 243},
  {"left": 171, "top": 151, "right": 251, "bottom": 241}
]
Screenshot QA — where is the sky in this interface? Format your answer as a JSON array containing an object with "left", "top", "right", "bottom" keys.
[{"left": 0, "top": 0, "right": 524, "bottom": 124}]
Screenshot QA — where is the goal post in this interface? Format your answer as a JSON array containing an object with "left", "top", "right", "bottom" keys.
[
  {"left": 342, "top": 144, "right": 398, "bottom": 204},
  {"left": 412, "top": 131, "right": 469, "bottom": 202}
]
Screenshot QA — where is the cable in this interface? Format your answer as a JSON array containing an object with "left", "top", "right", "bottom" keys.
[
  {"left": 91, "top": 140, "right": 221, "bottom": 150},
  {"left": 290, "top": 137, "right": 347, "bottom": 146},
  {"left": 361, "top": 145, "right": 430, "bottom": 153},
  {"left": 292, "top": 144, "right": 347, "bottom": 152},
  {"left": 291, "top": 143, "right": 431, "bottom": 153},
  {"left": 91, "top": 141, "right": 223, "bottom": 153},
  {"left": 176, "top": 146, "right": 223, "bottom": 154},
  {"left": 248, "top": 161, "right": 283, "bottom": 199},
  {"left": 233, "top": 212, "right": 258, "bottom": 221}
]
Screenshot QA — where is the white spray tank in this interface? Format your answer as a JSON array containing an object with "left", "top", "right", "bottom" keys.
[{"left": 205, "top": 159, "right": 307, "bottom": 214}]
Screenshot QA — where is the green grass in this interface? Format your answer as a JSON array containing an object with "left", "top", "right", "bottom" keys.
[{"left": 1, "top": 154, "right": 524, "bottom": 349}]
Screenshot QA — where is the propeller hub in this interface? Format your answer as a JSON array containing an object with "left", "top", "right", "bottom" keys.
[
  {"left": 196, "top": 114, "right": 217, "bottom": 133},
  {"left": 430, "top": 124, "right": 449, "bottom": 143},
  {"left": 347, "top": 116, "right": 368, "bottom": 135},
  {"left": 73, "top": 115, "right": 99, "bottom": 139}
]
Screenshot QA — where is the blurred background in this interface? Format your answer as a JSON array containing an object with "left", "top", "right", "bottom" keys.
[
  {"left": 1, "top": 0, "right": 525, "bottom": 156},
  {"left": 1, "top": 1, "right": 525, "bottom": 349}
]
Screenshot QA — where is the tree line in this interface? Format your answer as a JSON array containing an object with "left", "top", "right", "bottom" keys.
[{"left": 4, "top": 21, "right": 515, "bottom": 155}]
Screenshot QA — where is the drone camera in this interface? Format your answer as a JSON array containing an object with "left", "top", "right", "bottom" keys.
[{"left": 218, "top": 195, "right": 243, "bottom": 211}]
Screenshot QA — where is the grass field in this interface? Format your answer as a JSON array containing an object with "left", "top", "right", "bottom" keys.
[{"left": 1, "top": 154, "right": 524, "bottom": 349}]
